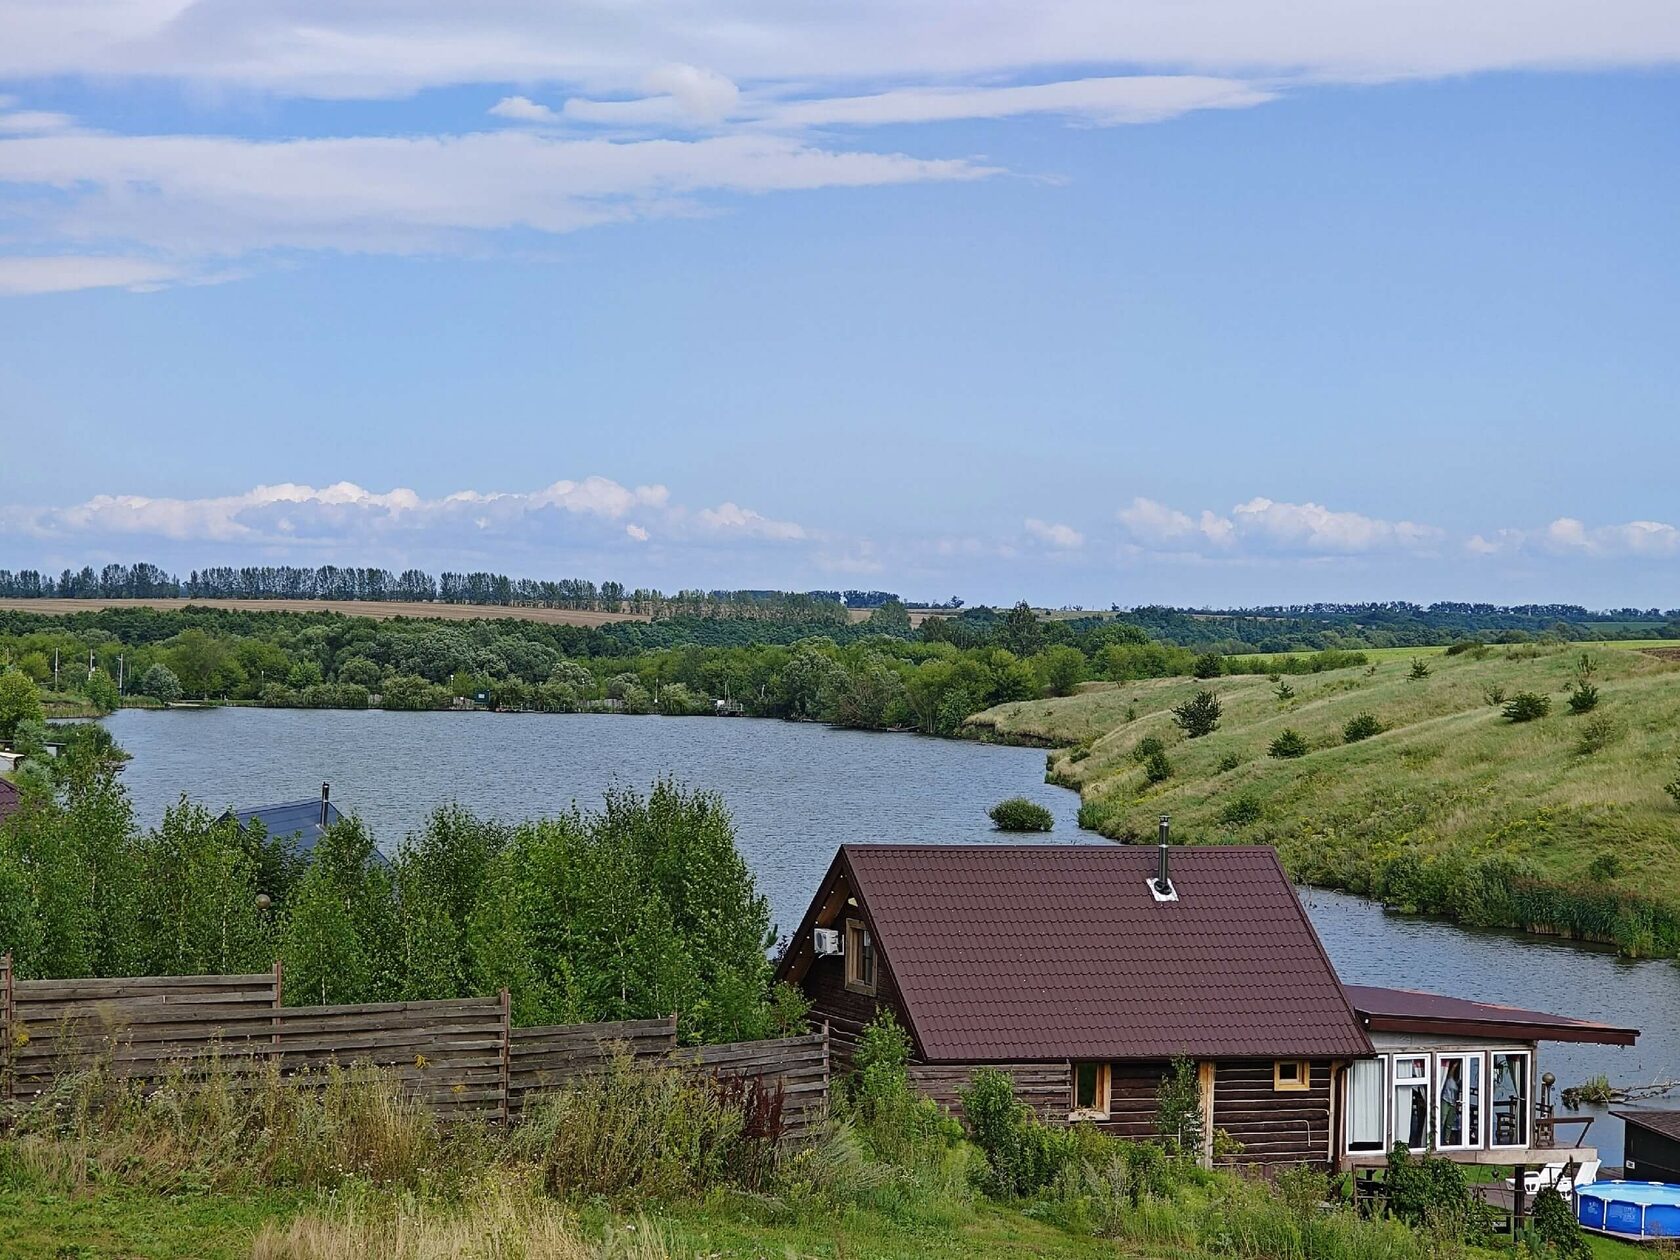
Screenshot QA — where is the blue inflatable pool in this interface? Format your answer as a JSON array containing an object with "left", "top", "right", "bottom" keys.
[{"left": 1577, "top": 1181, "right": 1680, "bottom": 1239}]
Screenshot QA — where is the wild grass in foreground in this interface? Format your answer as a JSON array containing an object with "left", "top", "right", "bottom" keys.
[{"left": 0, "top": 1029, "right": 1623, "bottom": 1260}]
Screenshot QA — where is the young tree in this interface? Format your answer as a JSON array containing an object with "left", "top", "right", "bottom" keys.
[
  {"left": 138, "top": 663, "right": 184, "bottom": 704},
  {"left": 0, "top": 670, "right": 44, "bottom": 743},
  {"left": 1038, "top": 645, "right": 1087, "bottom": 697},
  {"left": 1172, "top": 690, "right": 1222, "bottom": 738}
]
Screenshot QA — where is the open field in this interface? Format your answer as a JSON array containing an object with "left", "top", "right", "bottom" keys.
[
  {"left": 0, "top": 597, "right": 650, "bottom": 627},
  {"left": 971, "top": 644, "right": 1680, "bottom": 949}
]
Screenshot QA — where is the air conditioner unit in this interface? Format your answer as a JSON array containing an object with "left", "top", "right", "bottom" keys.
[{"left": 813, "top": 927, "right": 843, "bottom": 956}]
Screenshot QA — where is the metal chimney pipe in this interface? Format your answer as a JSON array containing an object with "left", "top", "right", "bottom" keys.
[
  {"left": 320, "top": 782, "right": 330, "bottom": 829},
  {"left": 1156, "top": 814, "right": 1171, "bottom": 893}
]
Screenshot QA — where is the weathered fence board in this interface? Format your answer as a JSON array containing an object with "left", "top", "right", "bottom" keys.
[
  {"left": 0, "top": 966, "right": 832, "bottom": 1137},
  {"left": 908, "top": 1062, "right": 1072, "bottom": 1123}
]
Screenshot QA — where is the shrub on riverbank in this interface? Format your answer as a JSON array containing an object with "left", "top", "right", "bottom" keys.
[{"left": 988, "top": 797, "right": 1054, "bottom": 831}]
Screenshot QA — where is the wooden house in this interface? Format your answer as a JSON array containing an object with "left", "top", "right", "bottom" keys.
[
  {"left": 777, "top": 842, "right": 1638, "bottom": 1174},
  {"left": 220, "top": 782, "right": 345, "bottom": 859}
]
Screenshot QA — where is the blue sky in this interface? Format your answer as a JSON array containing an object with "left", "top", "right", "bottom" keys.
[{"left": 1, "top": 3, "right": 1677, "bottom": 607}]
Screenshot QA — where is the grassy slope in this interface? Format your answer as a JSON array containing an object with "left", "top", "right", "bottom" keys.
[{"left": 969, "top": 646, "right": 1680, "bottom": 933}]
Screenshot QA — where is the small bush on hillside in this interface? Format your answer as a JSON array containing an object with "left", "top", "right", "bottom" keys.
[
  {"left": 1143, "top": 750, "right": 1173, "bottom": 784},
  {"left": 1343, "top": 713, "right": 1384, "bottom": 743},
  {"left": 1132, "top": 735, "right": 1167, "bottom": 762},
  {"left": 1068, "top": 744, "right": 1091, "bottom": 763},
  {"left": 1124, "top": 704, "right": 1138, "bottom": 723},
  {"left": 1566, "top": 681, "right": 1600, "bottom": 714},
  {"left": 1575, "top": 714, "right": 1620, "bottom": 756},
  {"left": 1408, "top": 658, "right": 1432, "bottom": 681},
  {"left": 1216, "top": 751, "right": 1242, "bottom": 773},
  {"left": 1445, "top": 640, "right": 1484, "bottom": 656},
  {"left": 1268, "top": 729, "right": 1309, "bottom": 759},
  {"left": 1274, "top": 679, "right": 1295, "bottom": 701},
  {"left": 1665, "top": 761, "right": 1680, "bottom": 809},
  {"left": 988, "top": 798, "right": 1053, "bottom": 832},
  {"left": 1503, "top": 692, "right": 1551, "bottom": 723},
  {"left": 1172, "top": 690, "right": 1222, "bottom": 738},
  {"left": 1219, "top": 794, "right": 1263, "bottom": 827},
  {"left": 1576, "top": 652, "right": 1600, "bottom": 679},
  {"left": 1191, "top": 652, "right": 1224, "bottom": 679},
  {"left": 1589, "top": 851, "right": 1623, "bottom": 882},
  {"left": 1482, "top": 684, "right": 1507, "bottom": 706}
]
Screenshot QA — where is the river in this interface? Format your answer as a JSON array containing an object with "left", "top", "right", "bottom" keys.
[{"left": 103, "top": 707, "right": 1680, "bottom": 1164}]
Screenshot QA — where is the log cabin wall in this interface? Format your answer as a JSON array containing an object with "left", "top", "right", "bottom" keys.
[
  {"left": 1090, "top": 1060, "right": 1173, "bottom": 1141},
  {"left": 1211, "top": 1058, "right": 1335, "bottom": 1168},
  {"left": 801, "top": 937, "right": 908, "bottom": 1062}
]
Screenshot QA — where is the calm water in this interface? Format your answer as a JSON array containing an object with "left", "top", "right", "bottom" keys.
[{"left": 104, "top": 707, "right": 1680, "bottom": 1163}]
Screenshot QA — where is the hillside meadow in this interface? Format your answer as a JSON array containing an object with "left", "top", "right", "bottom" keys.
[{"left": 970, "top": 644, "right": 1680, "bottom": 953}]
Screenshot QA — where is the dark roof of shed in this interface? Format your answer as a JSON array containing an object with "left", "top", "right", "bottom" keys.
[
  {"left": 0, "top": 778, "right": 21, "bottom": 822},
  {"left": 1344, "top": 985, "right": 1638, "bottom": 1046},
  {"left": 225, "top": 799, "right": 345, "bottom": 857},
  {"left": 821, "top": 843, "right": 1372, "bottom": 1063},
  {"left": 1614, "top": 1110, "right": 1680, "bottom": 1140}
]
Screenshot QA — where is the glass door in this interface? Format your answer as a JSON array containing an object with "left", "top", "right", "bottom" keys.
[
  {"left": 1436, "top": 1053, "right": 1482, "bottom": 1151},
  {"left": 1393, "top": 1055, "right": 1430, "bottom": 1152}
]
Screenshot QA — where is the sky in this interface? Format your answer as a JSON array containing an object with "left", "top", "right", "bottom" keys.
[{"left": 1, "top": 2, "right": 1677, "bottom": 609}]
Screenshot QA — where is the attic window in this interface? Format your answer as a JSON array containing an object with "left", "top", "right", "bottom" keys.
[
  {"left": 844, "top": 919, "right": 876, "bottom": 995},
  {"left": 1071, "top": 1063, "right": 1111, "bottom": 1120},
  {"left": 1274, "top": 1060, "right": 1310, "bottom": 1092}
]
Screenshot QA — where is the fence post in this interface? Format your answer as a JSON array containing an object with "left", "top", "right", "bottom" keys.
[
  {"left": 271, "top": 960, "right": 283, "bottom": 1061},
  {"left": 498, "top": 987, "right": 511, "bottom": 1126},
  {"left": 820, "top": 1020, "right": 830, "bottom": 1125},
  {"left": 1, "top": 952, "right": 12, "bottom": 1102}
]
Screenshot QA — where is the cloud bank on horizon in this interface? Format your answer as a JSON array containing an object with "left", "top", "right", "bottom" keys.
[
  {"left": 3, "top": 479, "right": 1675, "bottom": 606},
  {"left": 2, "top": 0, "right": 1679, "bottom": 292}
]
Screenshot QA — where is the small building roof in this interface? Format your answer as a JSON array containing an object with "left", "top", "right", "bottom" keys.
[
  {"left": 225, "top": 798, "right": 345, "bottom": 858},
  {"left": 782, "top": 843, "right": 1373, "bottom": 1063},
  {"left": 1344, "top": 985, "right": 1638, "bottom": 1046},
  {"left": 1614, "top": 1110, "right": 1680, "bottom": 1140},
  {"left": 0, "top": 777, "right": 21, "bottom": 824}
]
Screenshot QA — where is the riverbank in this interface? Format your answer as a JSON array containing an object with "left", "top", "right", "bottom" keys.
[{"left": 970, "top": 643, "right": 1680, "bottom": 956}]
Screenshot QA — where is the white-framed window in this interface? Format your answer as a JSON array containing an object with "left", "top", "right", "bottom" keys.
[
  {"left": 1071, "top": 1062, "right": 1111, "bottom": 1120},
  {"left": 1491, "top": 1051, "right": 1531, "bottom": 1149},
  {"left": 1392, "top": 1055, "right": 1431, "bottom": 1152},
  {"left": 1435, "top": 1053, "right": 1483, "bottom": 1151},
  {"left": 844, "top": 918, "right": 876, "bottom": 995},
  {"left": 1346, "top": 1056, "right": 1388, "bottom": 1154}
]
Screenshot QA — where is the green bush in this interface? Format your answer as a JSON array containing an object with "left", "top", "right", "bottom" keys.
[
  {"left": 1566, "top": 681, "right": 1599, "bottom": 714},
  {"left": 1665, "top": 760, "right": 1680, "bottom": 809},
  {"left": 1131, "top": 735, "right": 1167, "bottom": 762},
  {"left": 1172, "top": 690, "right": 1222, "bottom": 738},
  {"left": 1215, "top": 751, "right": 1242, "bottom": 773},
  {"left": 1527, "top": 1187, "right": 1589, "bottom": 1260},
  {"left": 1143, "top": 750, "right": 1173, "bottom": 784},
  {"left": 988, "top": 797, "right": 1053, "bottom": 832},
  {"left": 839, "top": 1012, "right": 964, "bottom": 1172},
  {"left": 959, "top": 1068, "right": 1074, "bottom": 1198},
  {"left": 1268, "top": 728, "right": 1309, "bottom": 759},
  {"left": 1342, "top": 713, "right": 1384, "bottom": 743},
  {"left": 1274, "top": 679, "right": 1295, "bottom": 701},
  {"left": 1503, "top": 692, "right": 1551, "bottom": 722},
  {"left": 1575, "top": 714, "right": 1620, "bottom": 756},
  {"left": 1191, "top": 652, "right": 1224, "bottom": 679},
  {"left": 1154, "top": 1056, "right": 1203, "bottom": 1159},
  {"left": 1219, "top": 794, "right": 1263, "bottom": 827},
  {"left": 1482, "top": 684, "right": 1506, "bottom": 706},
  {"left": 1408, "top": 658, "right": 1432, "bottom": 680}
]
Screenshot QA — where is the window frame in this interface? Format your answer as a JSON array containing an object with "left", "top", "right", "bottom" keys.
[
  {"left": 1345, "top": 1055, "right": 1389, "bottom": 1154},
  {"left": 1274, "top": 1059, "right": 1311, "bottom": 1092},
  {"left": 1434, "top": 1052, "right": 1484, "bottom": 1152},
  {"left": 1391, "top": 1054, "right": 1432, "bottom": 1154},
  {"left": 1490, "top": 1049, "right": 1532, "bottom": 1150},
  {"left": 1070, "top": 1062, "right": 1112, "bottom": 1121},
  {"left": 843, "top": 918, "right": 877, "bottom": 995}
]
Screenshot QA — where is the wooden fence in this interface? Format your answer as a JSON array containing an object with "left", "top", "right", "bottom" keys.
[
  {"left": 0, "top": 958, "right": 828, "bottom": 1136},
  {"left": 908, "top": 1062, "right": 1073, "bottom": 1123}
]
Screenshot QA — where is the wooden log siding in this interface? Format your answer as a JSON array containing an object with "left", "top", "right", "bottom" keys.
[
  {"left": 507, "top": 1016, "right": 679, "bottom": 1112},
  {"left": 678, "top": 1033, "right": 829, "bottom": 1141},
  {"left": 0, "top": 953, "right": 11, "bottom": 1098},
  {"left": 1211, "top": 1059, "right": 1335, "bottom": 1168},
  {"left": 907, "top": 1062, "right": 1074, "bottom": 1124}
]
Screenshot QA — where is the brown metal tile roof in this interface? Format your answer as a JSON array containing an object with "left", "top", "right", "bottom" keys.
[
  {"left": 1345, "top": 984, "right": 1639, "bottom": 1046},
  {"left": 837, "top": 843, "right": 1372, "bottom": 1063},
  {"left": 0, "top": 778, "right": 20, "bottom": 824}
]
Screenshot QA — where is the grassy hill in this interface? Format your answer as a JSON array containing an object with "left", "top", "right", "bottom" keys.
[{"left": 968, "top": 644, "right": 1680, "bottom": 955}]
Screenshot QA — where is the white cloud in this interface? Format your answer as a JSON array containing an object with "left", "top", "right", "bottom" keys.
[
  {"left": 488, "top": 96, "right": 558, "bottom": 123},
  {"left": 0, "top": 110, "right": 76, "bottom": 134},
  {"left": 644, "top": 64, "right": 740, "bottom": 122},
  {"left": 1118, "top": 495, "right": 1442, "bottom": 556},
  {"left": 4, "top": 2, "right": 1678, "bottom": 97},
  {"left": 0, "top": 127, "right": 995, "bottom": 278},
  {"left": 1024, "top": 518, "right": 1084, "bottom": 549},
  {"left": 2, "top": 478, "right": 808, "bottom": 557},
  {"left": 0, "top": 255, "right": 187, "bottom": 295},
  {"left": 1470, "top": 517, "right": 1680, "bottom": 559}
]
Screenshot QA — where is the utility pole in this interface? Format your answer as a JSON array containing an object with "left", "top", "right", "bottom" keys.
[
  {"left": 53, "top": 648, "right": 59, "bottom": 691},
  {"left": 88, "top": 648, "right": 95, "bottom": 680},
  {"left": 118, "top": 654, "right": 125, "bottom": 695}
]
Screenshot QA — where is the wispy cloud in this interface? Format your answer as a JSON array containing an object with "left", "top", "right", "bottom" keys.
[
  {"left": 1024, "top": 518, "right": 1085, "bottom": 549},
  {"left": 1118, "top": 496, "right": 1444, "bottom": 556},
  {"left": 1468, "top": 517, "right": 1680, "bottom": 559}
]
